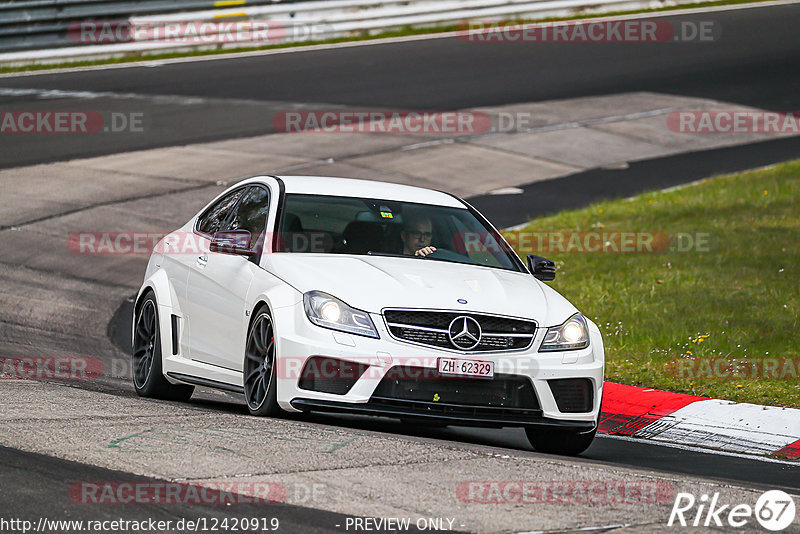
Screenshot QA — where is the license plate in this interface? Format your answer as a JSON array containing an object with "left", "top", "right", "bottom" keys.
[{"left": 437, "top": 357, "right": 494, "bottom": 379}]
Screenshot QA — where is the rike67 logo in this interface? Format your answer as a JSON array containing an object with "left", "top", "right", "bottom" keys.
[{"left": 668, "top": 490, "right": 796, "bottom": 531}]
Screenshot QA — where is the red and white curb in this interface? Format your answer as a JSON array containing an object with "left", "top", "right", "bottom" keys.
[{"left": 599, "top": 383, "right": 800, "bottom": 459}]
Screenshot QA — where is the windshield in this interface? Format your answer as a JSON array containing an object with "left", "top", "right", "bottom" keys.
[{"left": 276, "top": 194, "right": 525, "bottom": 272}]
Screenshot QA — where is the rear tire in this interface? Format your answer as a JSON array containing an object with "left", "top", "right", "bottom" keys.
[
  {"left": 132, "top": 293, "right": 194, "bottom": 401},
  {"left": 526, "top": 426, "right": 596, "bottom": 456},
  {"left": 243, "top": 309, "right": 281, "bottom": 417}
]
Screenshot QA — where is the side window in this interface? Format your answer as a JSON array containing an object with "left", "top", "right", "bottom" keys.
[
  {"left": 225, "top": 186, "right": 270, "bottom": 248},
  {"left": 196, "top": 188, "right": 247, "bottom": 235}
]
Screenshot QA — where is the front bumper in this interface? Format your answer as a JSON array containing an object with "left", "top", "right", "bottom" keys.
[
  {"left": 290, "top": 398, "right": 596, "bottom": 431},
  {"left": 273, "top": 302, "right": 604, "bottom": 428}
]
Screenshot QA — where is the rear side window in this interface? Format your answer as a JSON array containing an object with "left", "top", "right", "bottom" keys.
[{"left": 196, "top": 188, "right": 246, "bottom": 235}]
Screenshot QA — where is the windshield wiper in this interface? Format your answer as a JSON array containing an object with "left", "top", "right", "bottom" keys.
[{"left": 364, "top": 251, "right": 410, "bottom": 258}]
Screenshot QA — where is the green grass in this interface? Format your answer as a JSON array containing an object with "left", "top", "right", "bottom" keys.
[
  {"left": 510, "top": 161, "right": 800, "bottom": 408},
  {"left": 0, "top": 0, "right": 776, "bottom": 74}
]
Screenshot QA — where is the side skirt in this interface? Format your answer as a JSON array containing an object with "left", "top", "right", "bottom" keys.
[{"left": 166, "top": 372, "right": 245, "bottom": 394}]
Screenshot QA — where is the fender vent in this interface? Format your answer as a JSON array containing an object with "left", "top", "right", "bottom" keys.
[{"left": 171, "top": 315, "right": 179, "bottom": 356}]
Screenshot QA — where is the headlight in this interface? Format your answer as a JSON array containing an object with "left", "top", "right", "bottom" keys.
[
  {"left": 539, "top": 313, "right": 589, "bottom": 352},
  {"left": 303, "top": 291, "right": 379, "bottom": 339}
]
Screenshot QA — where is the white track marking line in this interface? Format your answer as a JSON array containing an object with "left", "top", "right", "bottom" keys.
[
  {"left": 0, "top": 87, "right": 346, "bottom": 109},
  {"left": 0, "top": 87, "right": 205, "bottom": 105},
  {"left": 634, "top": 399, "right": 800, "bottom": 455},
  {"left": 597, "top": 434, "right": 800, "bottom": 468}
]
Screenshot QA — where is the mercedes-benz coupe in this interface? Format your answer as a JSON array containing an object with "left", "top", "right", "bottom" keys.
[{"left": 132, "top": 175, "right": 604, "bottom": 455}]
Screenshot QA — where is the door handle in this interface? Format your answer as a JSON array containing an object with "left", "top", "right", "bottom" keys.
[{"left": 196, "top": 254, "right": 208, "bottom": 268}]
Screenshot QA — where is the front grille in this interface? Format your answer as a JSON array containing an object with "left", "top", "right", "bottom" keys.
[
  {"left": 372, "top": 365, "right": 539, "bottom": 409},
  {"left": 298, "top": 356, "right": 368, "bottom": 395},
  {"left": 549, "top": 378, "right": 594, "bottom": 413},
  {"left": 383, "top": 309, "right": 535, "bottom": 352}
]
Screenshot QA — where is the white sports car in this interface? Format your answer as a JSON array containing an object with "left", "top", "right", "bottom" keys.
[{"left": 133, "top": 175, "right": 604, "bottom": 455}]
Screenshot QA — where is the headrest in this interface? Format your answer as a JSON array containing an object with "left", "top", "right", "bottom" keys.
[
  {"left": 341, "top": 221, "right": 384, "bottom": 254},
  {"left": 283, "top": 213, "right": 303, "bottom": 233}
]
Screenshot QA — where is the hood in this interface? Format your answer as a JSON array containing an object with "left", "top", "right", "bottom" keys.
[{"left": 264, "top": 254, "right": 578, "bottom": 325}]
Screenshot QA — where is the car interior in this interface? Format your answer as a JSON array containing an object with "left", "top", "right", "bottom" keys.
[{"left": 274, "top": 195, "right": 513, "bottom": 270}]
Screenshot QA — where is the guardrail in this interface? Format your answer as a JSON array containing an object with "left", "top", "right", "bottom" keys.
[
  {"left": 0, "top": 0, "right": 708, "bottom": 65},
  {"left": 0, "top": 0, "right": 294, "bottom": 51}
]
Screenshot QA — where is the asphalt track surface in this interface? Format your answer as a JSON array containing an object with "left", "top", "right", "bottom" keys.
[
  {"left": 1, "top": 3, "right": 800, "bottom": 169},
  {"left": 106, "top": 228, "right": 800, "bottom": 495},
  {"left": 2, "top": 2, "right": 800, "bottom": 529},
  {"left": 0, "top": 446, "right": 397, "bottom": 534},
  {"left": 469, "top": 135, "right": 800, "bottom": 227}
]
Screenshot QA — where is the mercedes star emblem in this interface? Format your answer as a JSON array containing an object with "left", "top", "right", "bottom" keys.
[{"left": 448, "top": 316, "right": 482, "bottom": 350}]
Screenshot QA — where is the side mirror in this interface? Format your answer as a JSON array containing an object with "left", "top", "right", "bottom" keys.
[
  {"left": 527, "top": 255, "right": 556, "bottom": 281},
  {"left": 210, "top": 230, "right": 256, "bottom": 257}
]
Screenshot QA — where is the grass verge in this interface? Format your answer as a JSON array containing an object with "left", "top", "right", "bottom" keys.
[
  {"left": 511, "top": 160, "right": 800, "bottom": 408},
  {"left": 0, "top": 0, "right": 779, "bottom": 74}
]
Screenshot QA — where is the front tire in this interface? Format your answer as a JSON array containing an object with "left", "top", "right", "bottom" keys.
[
  {"left": 526, "top": 426, "right": 597, "bottom": 456},
  {"left": 132, "top": 293, "right": 194, "bottom": 401},
  {"left": 243, "top": 309, "right": 280, "bottom": 417}
]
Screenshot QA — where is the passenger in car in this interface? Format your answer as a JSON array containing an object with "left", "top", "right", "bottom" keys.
[{"left": 401, "top": 214, "right": 437, "bottom": 257}]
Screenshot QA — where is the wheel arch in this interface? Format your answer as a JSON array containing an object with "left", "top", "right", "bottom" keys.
[
  {"left": 243, "top": 297, "right": 284, "bottom": 416},
  {"left": 133, "top": 285, "right": 155, "bottom": 317},
  {"left": 248, "top": 299, "right": 273, "bottom": 331},
  {"left": 135, "top": 268, "right": 178, "bottom": 313},
  {"left": 244, "top": 285, "right": 301, "bottom": 413},
  {"left": 245, "top": 280, "right": 301, "bottom": 336}
]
